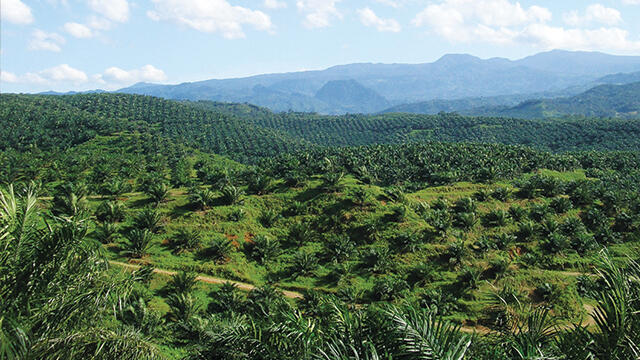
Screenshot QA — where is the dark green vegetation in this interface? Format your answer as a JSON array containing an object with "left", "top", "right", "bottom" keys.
[
  {"left": 2, "top": 92, "right": 640, "bottom": 359},
  {"left": 192, "top": 100, "right": 640, "bottom": 152},
  {"left": 475, "top": 81, "right": 640, "bottom": 119},
  {"left": 383, "top": 81, "right": 640, "bottom": 119}
]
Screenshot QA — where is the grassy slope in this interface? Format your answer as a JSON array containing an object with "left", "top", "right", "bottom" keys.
[{"left": 73, "top": 169, "right": 640, "bottom": 336}]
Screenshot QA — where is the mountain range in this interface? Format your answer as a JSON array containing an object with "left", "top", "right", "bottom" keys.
[{"left": 38, "top": 50, "right": 640, "bottom": 116}]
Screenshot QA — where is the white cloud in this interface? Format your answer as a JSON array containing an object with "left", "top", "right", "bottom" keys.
[
  {"left": 64, "top": 22, "right": 94, "bottom": 38},
  {"left": 102, "top": 65, "right": 168, "bottom": 83},
  {"left": 39, "top": 64, "right": 89, "bottom": 82},
  {"left": 87, "top": 16, "right": 113, "bottom": 31},
  {"left": 1, "top": 71, "right": 20, "bottom": 83},
  {"left": 2, "top": 64, "right": 167, "bottom": 90},
  {"left": 1, "top": 0, "right": 34, "bottom": 24},
  {"left": 413, "top": 0, "right": 551, "bottom": 42},
  {"left": 296, "top": 0, "right": 342, "bottom": 28},
  {"left": 622, "top": 0, "right": 640, "bottom": 4},
  {"left": 375, "top": 0, "right": 399, "bottom": 8},
  {"left": 264, "top": 0, "right": 287, "bottom": 9},
  {"left": 563, "top": 4, "right": 622, "bottom": 26},
  {"left": 412, "top": 0, "right": 640, "bottom": 51},
  {"left": 148, "top": 0, "right": 273, "bottom": 39},
  {"left": 28, "top": 30, "right": 66, "bottom": 52},
  {"left": 88, "top": 0, "right": 130, "bottom": 23},
  {"left": 357, "top": 8, "right": 401, "bottom": 32},
  {"left": 519, "top": 25, "right": 640, "bottom": 51}
]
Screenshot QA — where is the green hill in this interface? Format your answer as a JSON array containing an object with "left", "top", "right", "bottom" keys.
[{"left": 2, "top": 92, "right": 640, "bottom": 359}]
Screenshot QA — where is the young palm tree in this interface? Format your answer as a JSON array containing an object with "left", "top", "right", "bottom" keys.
[
  {"left": 122, "top": 229, "right": 154, "bottom": 258},
  {"left": 220, "top": 185, "right": 244, "bottom": 205},
  {"left": 133, "top": 207, "right": 164, "bottom": 233},
  {"left": 145, "top": 182, "right": 169, "bottom": 206}
]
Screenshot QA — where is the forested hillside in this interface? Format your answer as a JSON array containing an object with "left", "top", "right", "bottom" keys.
[
  {"left": 388, "top": 81, "right": 640, "bottom": 119},
  {"left": 2, "top": 93, "right": 640, "bottom": 359},
  {"left": 189, "top": 100, "right": 640, "bottom": 151}
]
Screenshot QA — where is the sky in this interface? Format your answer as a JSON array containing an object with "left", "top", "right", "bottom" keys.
[{"left": 2, "top": 0, "right": 640, "bottom": 93}]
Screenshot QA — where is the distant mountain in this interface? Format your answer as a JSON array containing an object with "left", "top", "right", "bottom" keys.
[
  {"left": 315, "top": 80, "right": 390, "bottom": 113},
  {"left": 472, "top": 81, "right": 640, "bottom": 119},
  {"left": 517, "top": 50, "right": 640, "bottom": 77},
  {"left": 596, "top": 71, "right": 640, "bottom": 85},
  {"left": 379, "top": 93, "right": 555, "bottom": 115},
  {"left": 22, "top": 50, "right": 613, "bottom": 114},
  {"left": 38, "top": 89, "right": 107, "bottom": 95}
]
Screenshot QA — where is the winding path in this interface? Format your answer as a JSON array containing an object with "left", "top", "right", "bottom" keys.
[{"left": 108, "top": 260, "right": 303, "bottom": 299}]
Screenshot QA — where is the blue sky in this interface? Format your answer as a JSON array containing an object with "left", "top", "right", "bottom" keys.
[{"left": 2, "top": 0, "right": 640, "bottom": 93}]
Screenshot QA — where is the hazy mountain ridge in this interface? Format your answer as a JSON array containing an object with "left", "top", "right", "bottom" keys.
[
  {"left": 113, "top": 50, "right": 640, "bottom": 114},
  {"left": 474, "top": 81, "right": 640, "bottom": 119}
]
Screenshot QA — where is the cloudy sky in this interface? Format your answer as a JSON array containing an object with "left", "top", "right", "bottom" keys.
[{"left": 2, "top": 0, "right": 640, "bottom": 93}]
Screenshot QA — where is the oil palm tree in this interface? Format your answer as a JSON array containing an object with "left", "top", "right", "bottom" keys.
[{"left": 0, "top": 183, "right": 162, "bottom": 359}]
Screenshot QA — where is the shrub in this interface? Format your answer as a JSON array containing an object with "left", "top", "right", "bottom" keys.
[
  {"left": 348, "top": 188, "right": 374, "bottom": 207},
  {"left": 539, "top": 218, "right": 559, "bottom": 237},
  {"left": 483, "top": 209, "right": 510, "bottom": 227},
  {"left": 95, "top": 200, "right": 126, "bottom": 223},
  {"left": 454, "top": 212, "right": 477, "bottom": 230},
  {"left": 200, "top": 236, "right": 233, "bottom": 263},
  {"left": 189, "top": 188, "right": 216, "bottom": 210},
  {"left": 473, "top": 189, "right": 491, "bottom": 202},
  {"left": 459, "top": 266, "right": 482, "bottom": 291},
  {"left": 220, "top": 185, "right": 244, "bottom": 205},
  {"left": 371, "top": 275, "right": 408, "bottom": 301},
  {"left": 360, "top": 246, "right": 392, "bottom": 273},
  {"left": 322, "top": 171, "right": 344, "bottom": 192},
  {"left": 491, "top": 187, "right": 511, "bottom": 201},
  {"left": 383, "top": 186, "right": 407, "bottom": 203},
  {"left": 528, "top": 203, "right": 550, "bottom": 222},
  {"left": 291, "top": 251, "right": 319, "bottom": 277},
  {"left": 245, "top": 235, "right": 280, "bottom": 264},
  {"left": 288, "top": 223, "right": 314, "bottom": 246},
  {"left": 559, "top": 216, "right": 586, "bottom": 237},
  {"left": 391, "top": 231, "right": 422, "bottom": 253},
  {"left": 227, "top": 207, "right": 246, "bottom": 222},
  {"left": 516, "top": 221, "right": 537, "bottom": 242},
  {"left": 426, "top": 209, "right": 452, "bottom": 236},
  {"left": 492, "top": 233, "right": 516, "bottom": 250},
  {"left": 550, "top": 197, "right": 573, "bottom": 214},
  {"left": 94, "top": 222, "right": 119, "bottom": 243},
  {"left": 133, "top": 207, "right": 163, "bottom": 233},
  {"left": 580, "top": 207, "right": 608, "bottom": 232},
  {"left": 122, "top": 229, "right": 153, "bottom": 258},
  {"left": 169, "top": 228, "right": 203, "bottom": 253},
  {"left": 508, "top": 205, "right": 527, "bottom": 222},
  {"left": 571, "top": 232, "right": 598, "bottom": 254},
  {"left": 166, "top": 293, "right": 201, "bottom": 323},
  {"left": 247, "top": 174, "right": 273, "bottom": 195},
  {"left": 259, "top": 208, "right": 280, "bottom": 228},
  {"left": 431, "top": 198, "right": 450, "bottom": 211},
  {"left": 613, "top": 212, "right": 634, "bottom": 233},
  {"left": 324, "top": 234, "right": 355, "bottom": 263},
  {"left": 540, "top": 232, "right": 571, "bottom": 254},
  {"left": 485, "top": 257, "right": 510, "bottom": 279},
  {"left": 145, "top": 182, "right": 169, "bottom": 205},
  {"left": 453, "top": 197, "right": 476, "bottom": 214},
  {"left": 445, "top": 240, "right": 467, "bottom": 267},
  {"left": 165, "top": 271, "right": 198, "bottom": 295}
]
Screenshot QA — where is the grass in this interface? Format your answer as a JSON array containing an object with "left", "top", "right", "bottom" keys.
[{"left": 74, "top": 169, "right": 640, "bottom": 332}]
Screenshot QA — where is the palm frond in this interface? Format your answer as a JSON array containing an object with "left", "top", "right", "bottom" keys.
[{"left": 385, "top": 305, "right": 471, "bottom": 360}]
